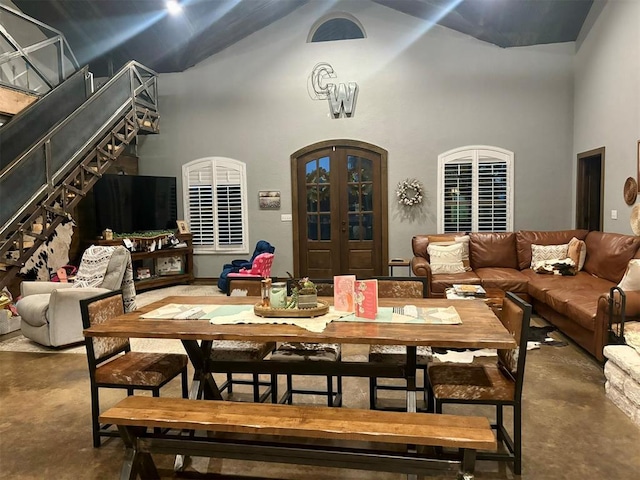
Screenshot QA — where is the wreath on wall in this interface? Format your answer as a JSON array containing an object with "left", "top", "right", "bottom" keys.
[{"left": 396, "top": 178, "right": 424, "bottom": 207}]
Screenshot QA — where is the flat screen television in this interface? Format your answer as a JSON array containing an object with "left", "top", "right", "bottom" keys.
[{"left": 92, "top": 174, "right": 178, "bottom": 234}]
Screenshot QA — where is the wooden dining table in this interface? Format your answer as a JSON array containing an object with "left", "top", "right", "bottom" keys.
[{"left": 83, "top": 295, "right": 516, "bottom": 413}]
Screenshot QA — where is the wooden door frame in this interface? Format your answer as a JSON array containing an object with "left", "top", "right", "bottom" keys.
[
  {"left": 291, "top": 139, "right": 388, "bottom": 277},
  {"left": 575, "top": 146, "right": 605, "bottom": 231}
]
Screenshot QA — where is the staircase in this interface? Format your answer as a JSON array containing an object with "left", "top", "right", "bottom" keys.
[{"left": 0, "top": 6, "right": 160, "bottom": 291}]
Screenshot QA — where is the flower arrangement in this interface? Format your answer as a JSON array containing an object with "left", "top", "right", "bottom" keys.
[{"left": 396, "top": 178, "right": 424, "bottom": 207}]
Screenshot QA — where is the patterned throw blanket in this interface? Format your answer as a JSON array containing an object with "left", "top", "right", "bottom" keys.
[{"left": 73, "top": 245, "right": 137, "bottom": 312}]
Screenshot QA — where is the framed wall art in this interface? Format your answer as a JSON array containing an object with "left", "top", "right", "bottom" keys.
[
  {"left": 176, "top": 220, "right": 190, "bottom": 234},
  {"left": 259, "top": 191, "right": 281, "bottom": 210}
]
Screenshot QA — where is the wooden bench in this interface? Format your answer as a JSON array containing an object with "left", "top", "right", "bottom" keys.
[{"left": 101, "top": 396, "right": 495, "bottom": 479}]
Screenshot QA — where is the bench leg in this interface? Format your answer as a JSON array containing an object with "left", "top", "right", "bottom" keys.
[
  {"left": 457, "top": 448, "right": 477, "bottom": 480},
  {"left": 118, "top": 426, "right": 160, "bottom": 480}
]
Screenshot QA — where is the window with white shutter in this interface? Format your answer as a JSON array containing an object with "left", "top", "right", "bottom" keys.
[
  {"left": 437, "top": 146, "right": 513, "bottom": 233},
  {"left": 182, "top": 157, "right": 248, "bottom": 254}
]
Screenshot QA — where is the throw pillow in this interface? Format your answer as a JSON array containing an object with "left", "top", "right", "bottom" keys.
[
  {"left": 567, "top": 237, "right": 587, "bottom": 271},
  {"left": 427, "top": 243, "right": 465, "bottom": 275},
  {"left": 530, "top": 243, "right": 569, "bottom": 268},
  {"left": 618, "top": 259, "right": 640, "bottom": 291},
  {"left": 427, "top": 235, "right": 471, "bottom": 271}
]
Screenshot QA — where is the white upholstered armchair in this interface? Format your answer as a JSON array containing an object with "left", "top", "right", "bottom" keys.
[{"left": 17, "top": 246, "right": 133, "bottom": 347}]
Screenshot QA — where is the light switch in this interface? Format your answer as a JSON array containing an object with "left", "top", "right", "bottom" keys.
[
  {"left": 281, "top": 214, "right": 293, "bottom": 222},
  {"left": 611, "top": 209, "right": 618, "bottom": 220}
]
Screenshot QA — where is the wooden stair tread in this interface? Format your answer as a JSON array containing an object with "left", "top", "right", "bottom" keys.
[{"left": 100, "top": 396, "right": 496, "bottom": 450}]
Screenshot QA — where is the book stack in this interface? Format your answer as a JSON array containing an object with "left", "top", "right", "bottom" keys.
[{"left": 452, "top": 284, "right": 486, "bottom": 298}]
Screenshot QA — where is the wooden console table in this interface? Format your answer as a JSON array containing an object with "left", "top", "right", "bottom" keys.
[{"left": 95, "top": 233, "right": 194, "bottom": 291}]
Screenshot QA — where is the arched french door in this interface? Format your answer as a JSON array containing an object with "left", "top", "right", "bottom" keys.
[{"left": 291, "top": 140, "right": 388, "bottom": 278}]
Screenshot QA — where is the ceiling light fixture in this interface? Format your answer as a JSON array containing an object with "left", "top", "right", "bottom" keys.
[{"left": 166, "top": 0, "right": 183, "bottom": 15}]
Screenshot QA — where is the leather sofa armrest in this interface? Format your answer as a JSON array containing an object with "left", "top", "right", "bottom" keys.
[
  {"left": 411, "top": 257, "right": 432, "bottom": 278},
  {"left": 20, "top": 281, "right": 74, "bottom": 297},
  {"left": 598, "top": 290, "right": 640, "bottom": 319}
]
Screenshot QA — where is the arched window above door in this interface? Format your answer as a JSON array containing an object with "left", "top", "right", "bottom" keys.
[
  {"left": 308, "top": 13, "right": 366, "bottom": 43},
  {"left": 437, "top": 146, "right": 514, "bottom": 233}
]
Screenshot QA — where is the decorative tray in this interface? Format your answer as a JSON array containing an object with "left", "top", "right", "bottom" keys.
[{"left": 254, "top": 300, "right": 330, "bottom": 318}]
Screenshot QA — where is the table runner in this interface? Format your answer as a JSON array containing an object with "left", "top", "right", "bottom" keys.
[{"left": 142, "top": 304, "right": 462, "bottom": 332}]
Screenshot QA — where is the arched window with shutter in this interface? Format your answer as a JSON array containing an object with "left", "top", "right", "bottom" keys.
[
  {"left": 182, "top": 157, "right": 248, "bottom": 254},
  {"left": 437, "top": 146, "right": 514, "bottom": 233}
]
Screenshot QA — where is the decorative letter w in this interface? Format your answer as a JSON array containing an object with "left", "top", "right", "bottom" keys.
[{"left": 328, "top": 82, "right": 358, "bottom": 118}]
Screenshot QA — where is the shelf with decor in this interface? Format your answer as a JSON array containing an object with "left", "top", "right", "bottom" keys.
[{"left": 94, "top": 232, "right": 194, "bottom": 291}]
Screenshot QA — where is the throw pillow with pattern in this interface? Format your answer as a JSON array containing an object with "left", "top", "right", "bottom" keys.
[
  {"left": 530, "top": 243, "right": 569, "bottom": 268},
  {"left": 427, "top": 243, "right": 465, "bottom": 275}
]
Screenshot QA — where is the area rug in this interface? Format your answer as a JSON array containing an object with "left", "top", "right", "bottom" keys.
[
  {"left": 430, "top": 324, "right": 568, "bottom": 363},
  {"left": 0, "top": 284, "right": 225, "bottom": 354}
]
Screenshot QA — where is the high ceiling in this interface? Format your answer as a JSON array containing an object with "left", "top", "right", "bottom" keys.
[{"left": 12, "top": 0, "right": 594, "bottom": 76}]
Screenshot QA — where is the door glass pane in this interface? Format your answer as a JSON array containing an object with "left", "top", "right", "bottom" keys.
[
  {"left": 347, "top": 156, "right": 359, "bottom": 182},
  {"left": 307, "top": 186, "right": 318, "bottom": 212},
  {"left": 362, "top": 213, "right": 373, "bottom": 240},
  {"left": 360, "top": 158, "right": 373, "bottom": 181},
  {"left": 307, "top": 214, "right": 318, "bottom": 240},
  {"left": 361, "top": 183, "right": 373, "bottom": 211},
  {"left": 348, "top": 185, "right": 359, "bottom": 212},
  {"left": 318, "top": 185, "right": 330, "bottom": 212},
  {"left": 348, "top": 213, "right": 360, "bottom": 240},
  {"left": 318, "top": 156, "right": 330, "bottom": 183},
  {"left": 306, "top": 160, "right": 318, "bottom": 183},
  {"left": 320, "top": 214, "right": 331, "bottom": 240}
]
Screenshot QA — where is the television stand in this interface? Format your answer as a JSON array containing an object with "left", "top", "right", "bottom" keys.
[{"left": 94, "top": 233, "right": 194, "bottom": 291}]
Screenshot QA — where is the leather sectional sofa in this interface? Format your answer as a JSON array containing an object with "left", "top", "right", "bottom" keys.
[{"left": 411, "top": 230, "right": 640, "bottom": 361}]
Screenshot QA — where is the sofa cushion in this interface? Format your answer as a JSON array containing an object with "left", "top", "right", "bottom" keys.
[
  {"left": 427, "top": 243, "right": 465, "bottom": 274},
  {"left": 522, "top": 269, "right": 590, "bottom": 304},
  {"left": 584, "top": 231, "right": 640, "bottom": 283},
  {"left": 431, "top": 272, "right": 481, "bottom": 296},
  {"left": 516, "top": 230, "right": 588, "bottom": 270},
  {"left": 474, "top": 268, "right": 529, "bottom": 293},
  {"left": 469, "top": 232, "right": 518, "bottom": 269},
  {"left": 16, "top": 294, "right": 50, "bottom": 327}
]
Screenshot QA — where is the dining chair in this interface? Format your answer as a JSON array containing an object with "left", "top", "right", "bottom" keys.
[
  {"left": 80, "top": 290, "right": 189, "bottom": 447},
  {"left": 426, "top": 291, "right": 532, "bottom": 475},
  {"left": 368, "top": 276, "right": 431, "bottom": 411},
  {"left": 216, "top": 277, "right": 277, "bottom": 401},
  {"left": 270, "top": 279, "right": 342, "bottom": 406}
]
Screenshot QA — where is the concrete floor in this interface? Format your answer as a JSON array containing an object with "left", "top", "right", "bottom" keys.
[{"left": 1, "top": 331, "right": 639, "bottom": 480}]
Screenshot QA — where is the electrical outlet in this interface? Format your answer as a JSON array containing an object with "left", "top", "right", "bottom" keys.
[
  {"left": 280, "top": 214, "right": 293, "bottom": 222},
  {"left": 611, "top": 209, "right": 618, "bottom": 220}
]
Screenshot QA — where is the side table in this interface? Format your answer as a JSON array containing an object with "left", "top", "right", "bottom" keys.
[{"left": 388, "top": 259, "right": 411, "bottom": 277}]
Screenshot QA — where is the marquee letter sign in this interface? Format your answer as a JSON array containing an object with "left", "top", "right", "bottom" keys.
[{"left": 308, "top": 62, "right": 358, "bottom": 118}]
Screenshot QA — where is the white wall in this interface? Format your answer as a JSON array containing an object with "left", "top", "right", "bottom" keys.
[
  {"left": 574, "top": 0, "right": 640, "bottom": 234},
  {"left": 138, "top": 0, "right": 575, "bottom": 279}
]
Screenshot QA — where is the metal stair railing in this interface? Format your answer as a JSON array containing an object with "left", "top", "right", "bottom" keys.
[
  {"left": 0, "top": 61, "right": 159, "bottom": 290},
  {"left": 0, "top": 4, "right": 80, "bottom": 95}
]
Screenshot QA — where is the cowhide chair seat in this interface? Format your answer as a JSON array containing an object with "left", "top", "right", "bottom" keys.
[
  {"left": 211, "top": 340, "right": 277, "bottom": 404},
  {"left": 269, "top": 279, "right": 342, "bottom": 407},
  {"left": 368, "top": 344, "right": 433, "bottom": 365}
]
